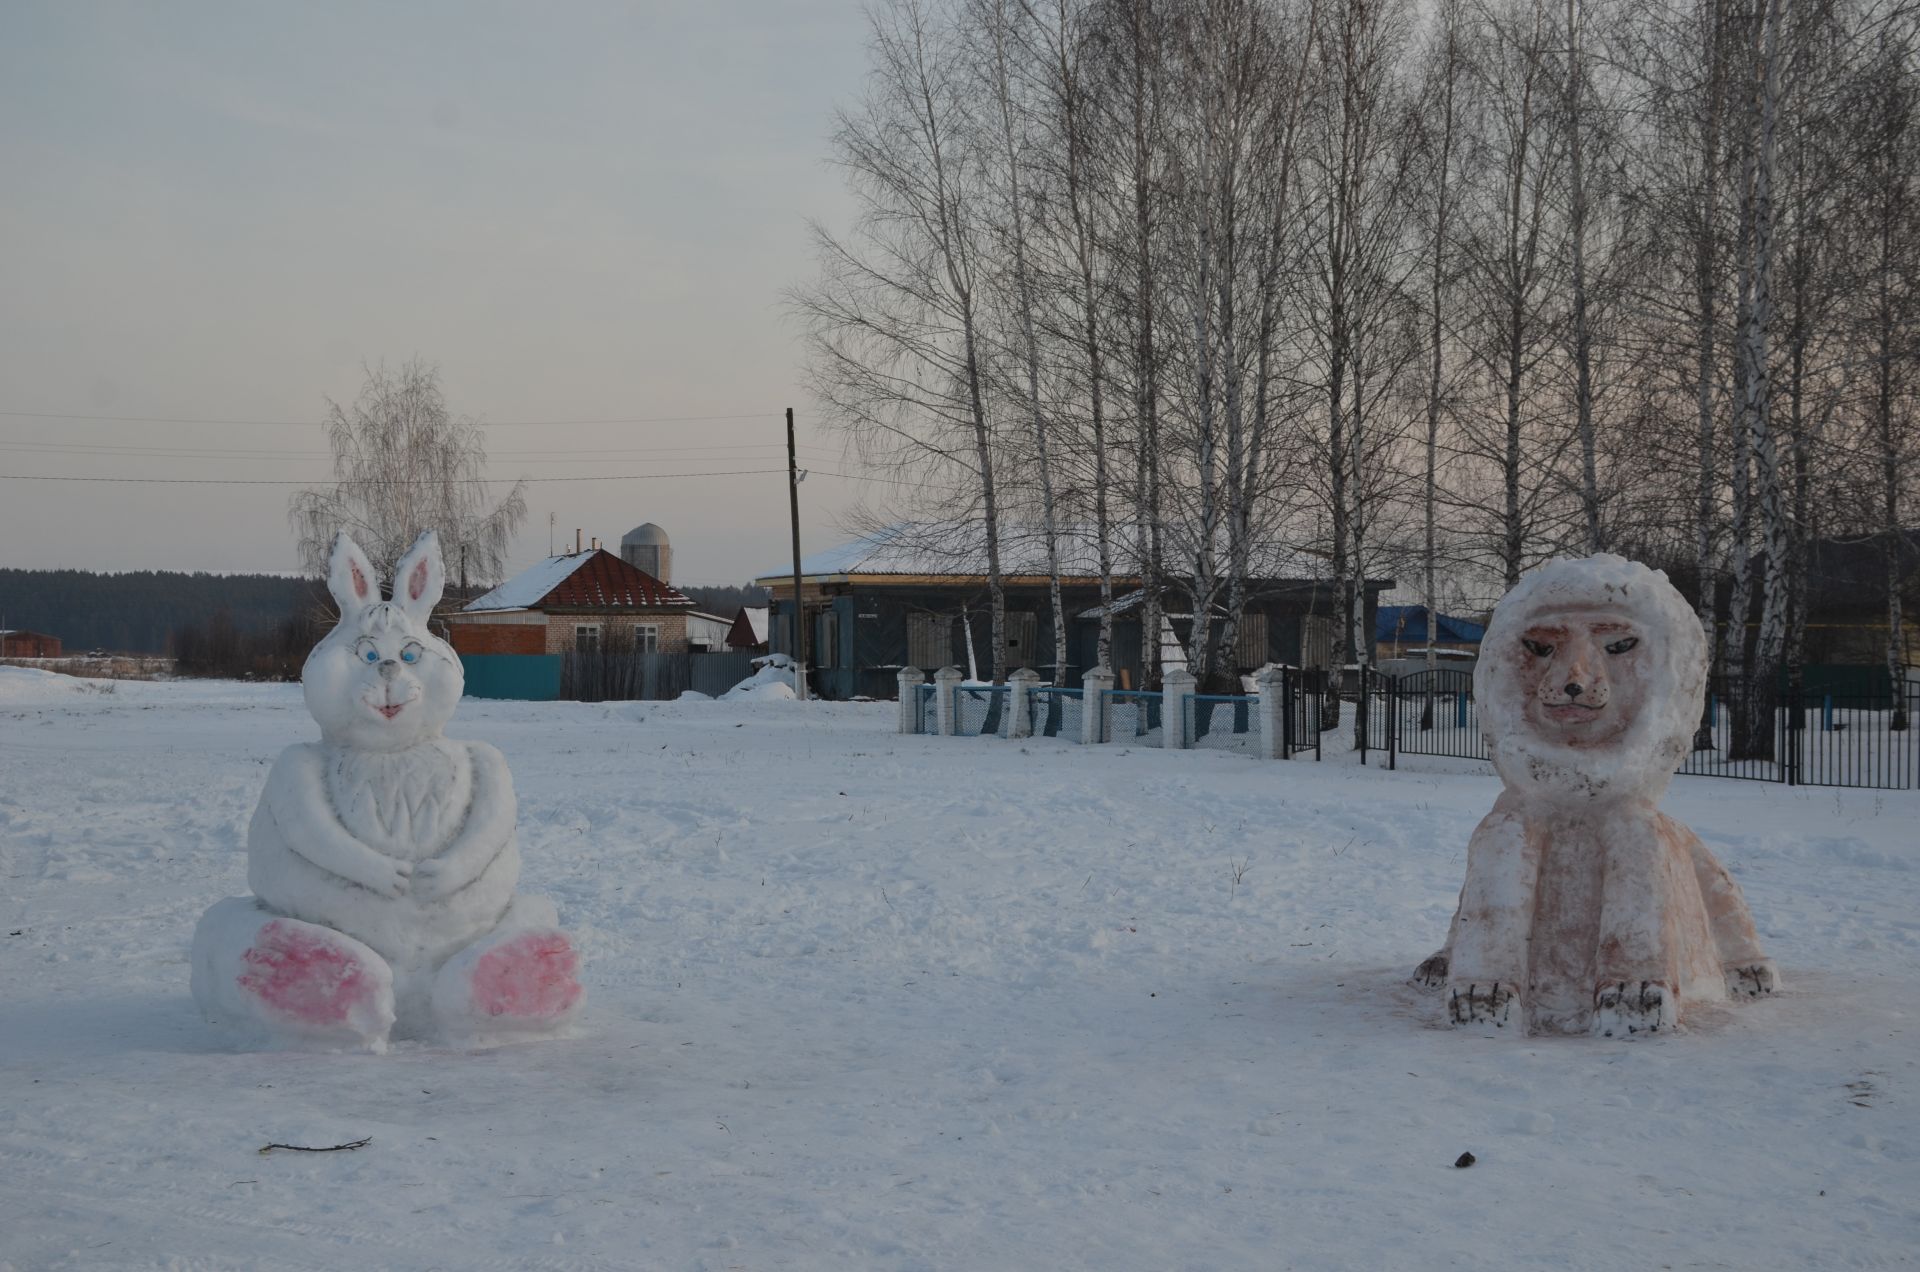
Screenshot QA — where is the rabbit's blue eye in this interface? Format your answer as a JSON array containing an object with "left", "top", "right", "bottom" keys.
[
  {"left": 363, "top": 649, "right": 379, "bottom": 663},
  {"left": 400, "top": 644, "right": 421, "bottom": 664}
]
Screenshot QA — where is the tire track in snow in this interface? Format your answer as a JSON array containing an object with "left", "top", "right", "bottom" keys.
[{"left": 0, "top": 1170, "right": 624, "bottom": 1272}]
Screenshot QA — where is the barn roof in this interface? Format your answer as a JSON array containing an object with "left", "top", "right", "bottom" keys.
[{"left": 463, "top": 548, "right": 692, "bottom": 613}]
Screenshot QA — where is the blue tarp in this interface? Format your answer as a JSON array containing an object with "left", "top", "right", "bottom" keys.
[{"left": 1375, "top": 605, "right": 1486, "bottom": 645}]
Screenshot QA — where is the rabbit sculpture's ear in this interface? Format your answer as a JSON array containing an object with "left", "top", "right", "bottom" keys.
[
  {"left": 327, "top": 533, "right": 381, "bottom": 616},
  {"left": 391, "top": 530, "right": 446, "bottom": 625}
]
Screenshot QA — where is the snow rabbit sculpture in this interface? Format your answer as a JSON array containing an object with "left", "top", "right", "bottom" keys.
[
  {"left": 190, "top": 531, "right": 583, "bottom": 1050},
  {"left": 1415, "top": 555, "right": 1776, "bottom": 1037}
]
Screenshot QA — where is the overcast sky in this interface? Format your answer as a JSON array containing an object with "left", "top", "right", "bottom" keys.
[{"left": 0, "top": 1, "right": 877, "bottom": 586}]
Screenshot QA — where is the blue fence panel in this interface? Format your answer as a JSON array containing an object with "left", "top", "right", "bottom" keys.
[
  {"left": 459, "top": 654, "right": 563, "bottom": 701},
  {"left": 1029, "top": 687, "right": 1084, "bottom": 741}
]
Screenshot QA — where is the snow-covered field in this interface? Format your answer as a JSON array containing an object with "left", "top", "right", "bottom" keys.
[{"left": 2, "top": 667, "right": 1916, "bottom": 1271}]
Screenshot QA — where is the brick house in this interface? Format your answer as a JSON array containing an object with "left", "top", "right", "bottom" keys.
[{"left": 445, "top": 548, "right": 695, "bottom": 656}]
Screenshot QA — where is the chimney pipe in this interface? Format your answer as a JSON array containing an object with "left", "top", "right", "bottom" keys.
[{"left": 575, "top": 528, "right": 582, "bottom": 553}]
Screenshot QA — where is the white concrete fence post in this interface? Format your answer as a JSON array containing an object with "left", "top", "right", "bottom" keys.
[
  {"left": 1161, "top": 667, "right": 1195, "bottom": 749},
  {"left": 1007, "top": 668, "right": 1040, "bottom": 740},
  {"left": 1082, "top": 665, "right": 1113, "bottom": 745},
  {"left": 934, "top": 665, "right": 963, "bottom": 736},
  {"left": 1254, "top": 664, "right": 1286, "bottom": 760},
  {"left": 897, "top": 666, "right": 924, "bottom": 734}
]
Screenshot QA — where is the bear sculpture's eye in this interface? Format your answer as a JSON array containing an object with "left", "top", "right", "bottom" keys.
[
  {"left": 1521, "top": 638, "right": 1554, "bottom": 658},
  {"left": 1605, "top": 636, "right": 1639, "bottom": 655},
  {"left": 400, "top": 642, "right": 422, "bottom": 664}
]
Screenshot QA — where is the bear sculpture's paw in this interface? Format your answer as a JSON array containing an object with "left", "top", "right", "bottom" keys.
[
  {"left": 1413, "top": 952, "right": 1450, "bottom": 990},
  {"left": 1724, "top": 961, "right": 1778, "bottom": 998},
  {"left": 1448, "top": 981, "right": 1521, "bottom": 1030},
  {"left": 1592, "top": 980, "right": 1670, "bottom": 1037}
]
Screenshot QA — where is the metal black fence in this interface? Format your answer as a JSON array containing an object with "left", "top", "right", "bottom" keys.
[{"left": 1356, "top": 666, "right": 1919, "bottom": 791}]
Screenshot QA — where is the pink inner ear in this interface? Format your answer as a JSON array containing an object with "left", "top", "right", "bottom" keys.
[
  {"left": 409, "top": 557, "right": 430, "bottom": 602},
  {"left": 350, "top": 561, "right": 369, "bottom": 599}
]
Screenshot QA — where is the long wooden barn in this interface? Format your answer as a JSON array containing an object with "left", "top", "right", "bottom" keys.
[{"left": 753, "top": 523, "right": 1390, "bottom": 700}]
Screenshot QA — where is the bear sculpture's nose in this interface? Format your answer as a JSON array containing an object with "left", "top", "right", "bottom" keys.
[{"left": 1565, "top": 682, "right": 1584, "bottom": 698}]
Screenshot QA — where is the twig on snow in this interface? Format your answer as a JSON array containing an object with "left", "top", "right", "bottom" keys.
[{"left": 258, "top": 1137, "right": 372, "bottom": 1155}]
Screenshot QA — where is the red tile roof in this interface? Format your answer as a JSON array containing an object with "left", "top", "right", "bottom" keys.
[{"left": 471, "top": 548, "right": 693, "bottom": 612}]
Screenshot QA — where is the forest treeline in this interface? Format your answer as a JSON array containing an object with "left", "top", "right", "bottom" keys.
[
  {"left": 0, "top": 567, "right": 769, "bottom": 668},
  {"left": 0, "top": 570, "right": 319, "bottom": 655},
  {"left": 795, "top": 0, "right": 1919, "bottom": 749}
]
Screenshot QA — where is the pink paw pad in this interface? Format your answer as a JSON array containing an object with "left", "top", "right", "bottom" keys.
[
  {"left": 471, "top": 932, "right": 582, "bottom": 1019},
  {"left": 238, "top": 921, "right": 376, "bottom": 1025}
]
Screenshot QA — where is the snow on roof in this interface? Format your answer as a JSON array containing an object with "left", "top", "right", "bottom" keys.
[
  {"left": 759, "top": 522, "right": 1331, "bottom": 585},
  {"left": 744, "top": 607, "right": 768, "bottom": 643},
  {"left": 464, "top": 549, "right": 692, "bottom": 613}
]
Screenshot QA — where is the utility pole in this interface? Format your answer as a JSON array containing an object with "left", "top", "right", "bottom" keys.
[{"left": 787, "top": 406, "right": 809, "bottom": 701}]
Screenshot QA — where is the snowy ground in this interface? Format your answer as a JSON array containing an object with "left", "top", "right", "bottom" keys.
[{"left": 2, "top": 667, "right": 1917, "bottom": 1271}]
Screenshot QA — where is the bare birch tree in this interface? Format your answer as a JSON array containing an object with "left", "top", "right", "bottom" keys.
[{"left": 289, "top": 359, "right": 527, "bottom": 595}]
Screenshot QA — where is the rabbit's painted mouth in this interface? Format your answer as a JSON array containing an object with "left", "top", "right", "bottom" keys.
[{"left": 365, "top": 691, "right": 420, "bottom": 720}]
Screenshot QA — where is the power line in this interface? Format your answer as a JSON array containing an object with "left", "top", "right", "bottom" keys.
[
  {"left": 0, "top": 468, "right": 790, "bottom": 486},
  {"left": 0, "top": 440, "right": 844, "bottom": 462},
  {"left": 0, "top": 409, "right": 776, "bottom": 428}
]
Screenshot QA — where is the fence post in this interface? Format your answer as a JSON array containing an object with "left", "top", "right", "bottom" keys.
[
  {"left": 1254, "top": 665, "right": 1285, "bottom": 760},
  {"left": 1082, "top": 664, "right": 1113, "bottom": 745},
  {"left": 897, "top": 666, "right": 924, "bottom": 733},
  {"left": 1161, "top": 668, "right": 1195, "bottom": 749},
  {"left": 1387, "top": 673, "right": 1398, "bottom": 770},
  {"left": 934, "top": 665, "right": 962, "bottom": 737},
  {"left": 1357, "top": 667, "right": 1370, "bottom": 766},
  {"left": 1007, "top": 667, "right": 1039, "bottom": 740}
]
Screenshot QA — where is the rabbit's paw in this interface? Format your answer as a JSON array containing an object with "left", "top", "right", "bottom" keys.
[
  {"left": 433, "top": 927, "right": 583, "bottom": 1041},
  {"left": 234, "top": 918, "right": 395, "bottom": 1048},
  {"left": 409, "top": 856, "right": 468, "bottom": 902}
]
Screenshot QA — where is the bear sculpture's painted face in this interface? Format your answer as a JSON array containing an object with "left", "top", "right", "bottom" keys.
[
  {"left": 1474, "top": 554, "right": 1707, "bottom": 805},
  {"left": 1512, "top": 609, "right": 1648, "bottom": 750}
]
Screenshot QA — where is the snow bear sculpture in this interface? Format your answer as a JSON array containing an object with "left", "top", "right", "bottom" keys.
[
  {"left": 1415, "top": 554, "right": 1776, "bottom": 1036},
  {"left": 190, "top": 531, "right": 583, "bottom": 1050}
]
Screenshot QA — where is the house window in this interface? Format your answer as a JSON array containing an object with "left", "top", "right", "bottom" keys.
[
  {"left": 575, "top": 624, "right": 601, "bottom": 655},
  {"left": 1235, "top": 613, "right": 1269, "bottom": 669},
  {"left": 907, "top": 612, "right": 951, "bottom": 669},
  {"left": 635, "top": 624, "right": 659, "bottom": 654}
]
